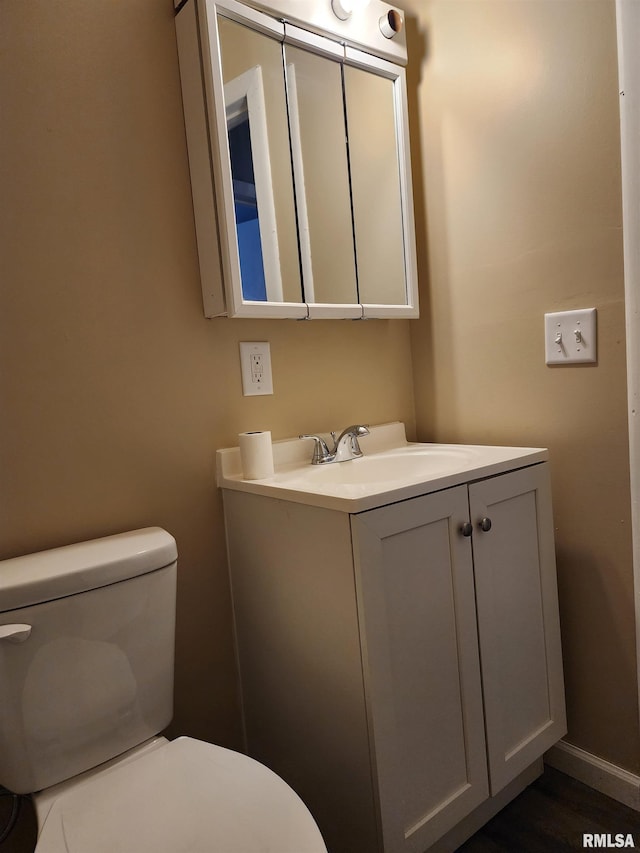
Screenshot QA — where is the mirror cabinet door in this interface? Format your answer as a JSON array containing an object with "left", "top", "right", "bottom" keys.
[
  {"left": 344, "top": 49, "right": 418, "bottom": 317},
  {"left": 213, "top": 7, "right": 306, "bottom": 317},
  {"left": 283, "top": 29, "right": 361, "bottom": 318},
  {"left": 344, "top": 62, "right": 405, "bottom": 307}
]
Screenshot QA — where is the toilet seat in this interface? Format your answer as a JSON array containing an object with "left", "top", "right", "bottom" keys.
[{"left": 34, "top": 737, "right": 327, "bottom": 853}]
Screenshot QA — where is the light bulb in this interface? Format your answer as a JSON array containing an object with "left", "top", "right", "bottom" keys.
[{"left": 331, "top": 0, "right": 370, "bottom": 21}]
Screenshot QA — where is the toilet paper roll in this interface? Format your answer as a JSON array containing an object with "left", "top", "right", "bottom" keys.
[{"left": 239, "top": 431, "right": 274, "bottom": 480}]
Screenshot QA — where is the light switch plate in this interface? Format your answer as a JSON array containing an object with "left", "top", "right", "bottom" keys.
[
  {"left": 544, "top": 309, "right": 597, "bottom": 365},
  {"left": 239, "top": 342, "right": 273, "bottom": 396}
]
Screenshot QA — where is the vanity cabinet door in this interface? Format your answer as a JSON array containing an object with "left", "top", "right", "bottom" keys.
[
  {"left": 351, "top": 486, "right": 489, "bottom": 853},
  {"left": 469, "top": 463, "right": 567, "bottom": 795}
]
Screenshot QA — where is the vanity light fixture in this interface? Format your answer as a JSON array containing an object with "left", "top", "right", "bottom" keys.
[
  {"left": 379, "top": 8, "right": 403, "bottom": 38},
  {"left": 331, "top": 0, "right": 370, "bottom": 21},
  {"left": 331, "top": 0, "right": 403, "bottom": 38}
]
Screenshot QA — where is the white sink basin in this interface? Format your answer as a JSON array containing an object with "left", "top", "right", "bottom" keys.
[
  {"left": 217, "top": 422, "right": 548, "bottom": 512},
  {"left": 276, "top": 446, "right": 481, "bottom": 487}
]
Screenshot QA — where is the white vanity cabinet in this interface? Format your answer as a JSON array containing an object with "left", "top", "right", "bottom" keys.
[
  {"left": 221, "top": 457, "right": 566, "bottom": 853},
  {"left": 352, "top": 463, "right": 566, "bottom": 852}
]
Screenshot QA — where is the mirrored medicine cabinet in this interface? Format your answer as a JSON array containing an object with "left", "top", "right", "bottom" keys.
[{"left": 175, "top": 0, "right": 419, "bottom": 319}]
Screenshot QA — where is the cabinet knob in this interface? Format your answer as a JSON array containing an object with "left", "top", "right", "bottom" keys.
[
  {"left": 479, "top": 517, "right": 492, "bottom": 532},
  {"left": 460, "top": 521, "right": 473, "bottom": 537}
]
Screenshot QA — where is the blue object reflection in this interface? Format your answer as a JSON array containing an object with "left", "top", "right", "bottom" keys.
[{"left": 228, "top": 117, "right": 267, "bottom": 301}]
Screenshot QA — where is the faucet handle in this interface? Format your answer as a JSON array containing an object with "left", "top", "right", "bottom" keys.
[{"left": 299, "top": 434, "right": 334, "bottom": 465}]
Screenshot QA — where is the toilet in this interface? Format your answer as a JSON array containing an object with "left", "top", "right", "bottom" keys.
[{"left": 0, "top": 527, "right": 328, "bottom": 852}]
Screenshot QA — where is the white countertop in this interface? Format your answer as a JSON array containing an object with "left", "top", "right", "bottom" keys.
[{"left": 216, "top": 422, "right": 548, "bottom": 513}]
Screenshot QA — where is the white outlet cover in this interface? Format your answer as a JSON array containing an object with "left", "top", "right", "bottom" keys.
[
  {"left": 239, "top": 342, "right": 273, "bottom": 396},
  {"left": 544, "top": 309, "right": 597, "bottom": 365}
]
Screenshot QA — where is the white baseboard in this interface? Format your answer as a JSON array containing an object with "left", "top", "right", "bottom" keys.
[{"left": 545, "top": 740, "right": 640, "bottom": 811}]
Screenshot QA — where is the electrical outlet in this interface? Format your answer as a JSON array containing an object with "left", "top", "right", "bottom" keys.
[
  {"left": 544, "top": 309, "right": 597, "bottom": 365},
  {"left": 239, "top": 342, "right": 273, "bottom": 396}
]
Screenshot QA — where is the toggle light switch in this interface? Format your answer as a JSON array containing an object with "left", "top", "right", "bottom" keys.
[{"left": 544, "top": 309, "right": 597, "bottom": 365}]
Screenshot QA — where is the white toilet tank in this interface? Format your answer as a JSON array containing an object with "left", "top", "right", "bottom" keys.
[{"left": 0, "top": 527, "right": 177, "bottom": 795}]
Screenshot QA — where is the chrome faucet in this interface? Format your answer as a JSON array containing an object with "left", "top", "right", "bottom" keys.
[
  {"left": 300, "top": 424, "right": 370, "bottom": 465},
  {"left": 331, "top": 424, "right": 370, "bottom": 462}
]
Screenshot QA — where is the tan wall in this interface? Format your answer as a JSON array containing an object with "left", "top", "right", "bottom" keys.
[
  {"left": 0, "top": 0, "right": 416, "bottom": 748},
  {"left": 403, "top": 0, "right": 639, "bottom": 771},
  {"left": 2, "top": 0, "right": 638, "bottom": 788}
]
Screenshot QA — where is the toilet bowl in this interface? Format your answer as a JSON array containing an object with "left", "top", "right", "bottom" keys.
[
  {"left": 34, "top": 737, "right": 326, "bottom": 852},
  {"left": 0, "top": 528, "right": 327, "bottom": 852}
]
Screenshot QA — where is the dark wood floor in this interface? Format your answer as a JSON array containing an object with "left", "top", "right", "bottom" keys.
[
  {"left": 459, "top": 767, "right": 640, "bottom": 852},
  {"left": 1, "top": 767, "right": 639, "bottom": 851}
]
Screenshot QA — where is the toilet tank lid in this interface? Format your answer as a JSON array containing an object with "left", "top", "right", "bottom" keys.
[{"left": 0, "top": 528, "right": 177, "bottom": 613}]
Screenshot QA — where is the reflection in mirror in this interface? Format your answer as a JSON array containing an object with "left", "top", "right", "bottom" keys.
[
  {"left": 225, "top": 67, "right": 279, "bottom": 300},
  {"left": 218, "top": 16, "right": 303, "bottom": 305},
  {"left": 344, "top": 63, "right": 407, "bottom": 306},
  {"left": 284, "top": 43, "right": 358, "bottom": 306}
]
